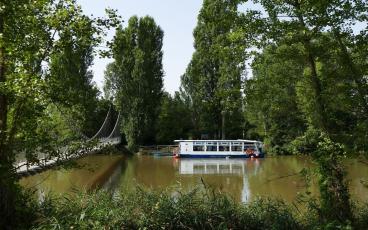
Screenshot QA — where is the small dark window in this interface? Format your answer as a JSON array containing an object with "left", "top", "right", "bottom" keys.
[
  {"left": 231, "top": 146, "right": 242, "bottom": 151},
  {"left": 193, "top": 145, "right": 204, "bottom": 151},
  {"left": 219, "top": 145, "right": 230, "bottom": 151},
  {"left": 206, "top": 145, "right": 217, "bottom": 151},
  {"left": 206, "top": 142, "right": 217, "bottom": 151}
]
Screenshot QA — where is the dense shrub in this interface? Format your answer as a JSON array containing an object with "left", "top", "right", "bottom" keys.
[{"left": 287, "top": 127, "right": 321, "bottom": 155}]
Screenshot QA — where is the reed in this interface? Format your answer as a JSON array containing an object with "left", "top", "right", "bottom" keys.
[
  {"left": 33, "top": 185, "right": 303, "bottom": 229},
  {"left": 31, "top": 184, "right": 368, "bottom": 229}
]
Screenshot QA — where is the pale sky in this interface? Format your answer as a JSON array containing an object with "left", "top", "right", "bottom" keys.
[{"left": 77, "top": 0, "right": 203, "bottom": 95}]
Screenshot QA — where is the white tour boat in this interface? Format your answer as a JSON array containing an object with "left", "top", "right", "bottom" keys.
[{"left": 173, "top": 140, "right": 264, "bottom": 158}]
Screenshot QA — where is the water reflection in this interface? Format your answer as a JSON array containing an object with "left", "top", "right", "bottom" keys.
[
  {"left": 176, "top": 158, "right": 261, "bottom": 202},
  {"left": 120, "top": 156, "right": 368, "bottom": 203},
  {"left": 177, "top": 158, "right": 248, "bottom": 202},
  {"left": 117, "top": 156, "right": 314, "bottom": 203},
  {"left": 21, "top": 154, "right": 368, "bottom": 205},
  {"left": 178, "top": 158, "right": 259, "bottom": 175},
  {"left": 174, "top": 157, "right": 307, "bottom": 202}
]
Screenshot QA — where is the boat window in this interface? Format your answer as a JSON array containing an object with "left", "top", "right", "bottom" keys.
[
  {"left": 206, "top": 144, "right": 217, "bottom": 151},
  {"left": 231, "top": 145, "right": 242, "bottom": 151},
  {"left": 193, "top": 142, "right": 204, "bottom": 151},
  {"left": 219, "top": 145, "right": 230, "bottom": 151},
  {"left": 232, "top": 142, "right": 241, "bottom": 146},
  {"left": 193, "top": 145, "right": 204, "bottom": 151}
]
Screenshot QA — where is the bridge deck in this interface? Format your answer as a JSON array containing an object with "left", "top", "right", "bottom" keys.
[{"left": 15, "top": 138, "right": 121, "bottom": 176}]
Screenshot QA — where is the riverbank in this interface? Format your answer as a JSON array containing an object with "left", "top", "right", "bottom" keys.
[{"left": 30, "top": 185, "right": 368, "bottom": 229}]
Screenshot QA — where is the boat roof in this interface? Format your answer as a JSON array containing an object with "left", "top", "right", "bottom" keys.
[{"left": 174, "top": 139, "right": 262, "bottom": 143}]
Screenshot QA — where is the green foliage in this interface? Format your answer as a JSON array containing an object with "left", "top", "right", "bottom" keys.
[
  {"left": 181, "top": 0, "right": 245, "bottom": 139},
  {"left": 3, "top": 185, "right": 39, "bottom": 230},
  {"left": 292, "top": 131, "right": 354, "bottom": 228},
  {"left": 354, "top": 203, "right": 368, "bottom": 229},
  {"left": 47, "top": 12, "right": 103, "bottom": 137},
  {"left": 107, "top": 16, "right": 164, "bottom": 150},
  {"left": 26, "top": 183, "right": 368, "bottom": 229},
  {"left": 0, "top": 0, "right": 119, "bottom": 158},
  {"left": 0, "top": 0, "right": 120, "bottom": 228},
  {"left": 156, "top": 92, "right": 193, "bottom": 144},
  {"left": 240, "top": 0, "right": 368, "bottom": 154},
  {"left": 0, "top": 0, "right": 367, "bottom": 228},
  {"left": 244, "top": 44, "right": 306, "bottom": 154},
  {"left": 313, "top": 134, "right": 353, "bottom": 224},
  {"left": 34, "top": 186, "right": 302, "bottom": 230},
  {"left": 288, "top": 126, "right": 321, "bottom": 155}
]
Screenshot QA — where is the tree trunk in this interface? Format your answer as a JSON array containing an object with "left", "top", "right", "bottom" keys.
[
  {"left": 221, "top": 111, "right": 226, "bottom": 140},
  {"left": 0, "top": 8, "right": 7, "bottom": 151},
  {"left": 0, "top": 9, "right": 18, "bottom": 229},
  {"left": 294, "top": 2, "right": 328, "bottom": 132},
  {"left": 305, "top": 41, "right": 327, "bottom": 130}
]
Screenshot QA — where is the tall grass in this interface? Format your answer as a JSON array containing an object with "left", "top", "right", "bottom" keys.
[
  {"left": 31, "top": 185, "right": 368, "bottom": 229},
  {"left": 33, "top": 185, "right": 302, "bottom": 230}
]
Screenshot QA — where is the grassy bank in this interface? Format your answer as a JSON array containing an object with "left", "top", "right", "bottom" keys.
[{"left": 30, "top": 185, "right": 368, "bottom": 230}]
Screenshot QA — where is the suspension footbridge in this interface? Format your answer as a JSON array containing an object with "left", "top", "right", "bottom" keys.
[{"left": 15, "top": 106, "right": 122, "bottom": 176}]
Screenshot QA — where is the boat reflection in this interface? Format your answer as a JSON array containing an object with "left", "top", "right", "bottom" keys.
[
  {"left": 176, "top": 158, "right": 262, "bottom": 202},
  {"left": 178, "top": 158, "right": 261, "bottom": 175}
]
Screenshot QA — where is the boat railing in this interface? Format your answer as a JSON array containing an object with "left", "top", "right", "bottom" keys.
[{"left": 139, "top": 145, "right": 178, "bottom": 155}]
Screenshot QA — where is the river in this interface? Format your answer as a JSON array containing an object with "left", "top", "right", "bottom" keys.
[{"left": 20, "top": 154, "right": 368, "bottom": 204}]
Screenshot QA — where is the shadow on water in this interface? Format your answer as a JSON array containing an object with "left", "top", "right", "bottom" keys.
[
  {"left": 101, "top": 159, "right": 128, "bottom": 191},
  {"left": 19, "top": 154, "right": 127, "bottom": 201},
  {"left": 88, "top": 156, "right": 125, "bottom": 191}
]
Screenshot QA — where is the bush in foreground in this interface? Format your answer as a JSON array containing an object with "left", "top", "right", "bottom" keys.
[
  {"left": 33, "top": 186, "right": 302, "bottom": 230},
  {"left": 30, "top": 185, "right": 368, "bottom": 229}
]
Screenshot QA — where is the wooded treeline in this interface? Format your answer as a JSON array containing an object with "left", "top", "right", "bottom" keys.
[{"left": 107, "top": 0, "right": 367, "bottom": 157}]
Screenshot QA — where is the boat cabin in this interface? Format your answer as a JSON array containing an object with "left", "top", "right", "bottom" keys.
[{"left": 173, "top": 140, "right": 264, "bottom": 158}]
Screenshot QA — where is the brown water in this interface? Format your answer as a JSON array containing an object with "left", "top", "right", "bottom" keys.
[
  {"left": 20, "top": 154, "right": 368, "bottom": 204},
  {"left": 19, "top": 154, "right": 124, "bottom": 201}
]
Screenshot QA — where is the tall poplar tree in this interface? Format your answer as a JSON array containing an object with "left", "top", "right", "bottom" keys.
[
  {"left": 182, "top": 0, "right": 245, "bottom": 139},
  {"left": 107, "top": 16, "right": 164, "bottom": 150}
]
